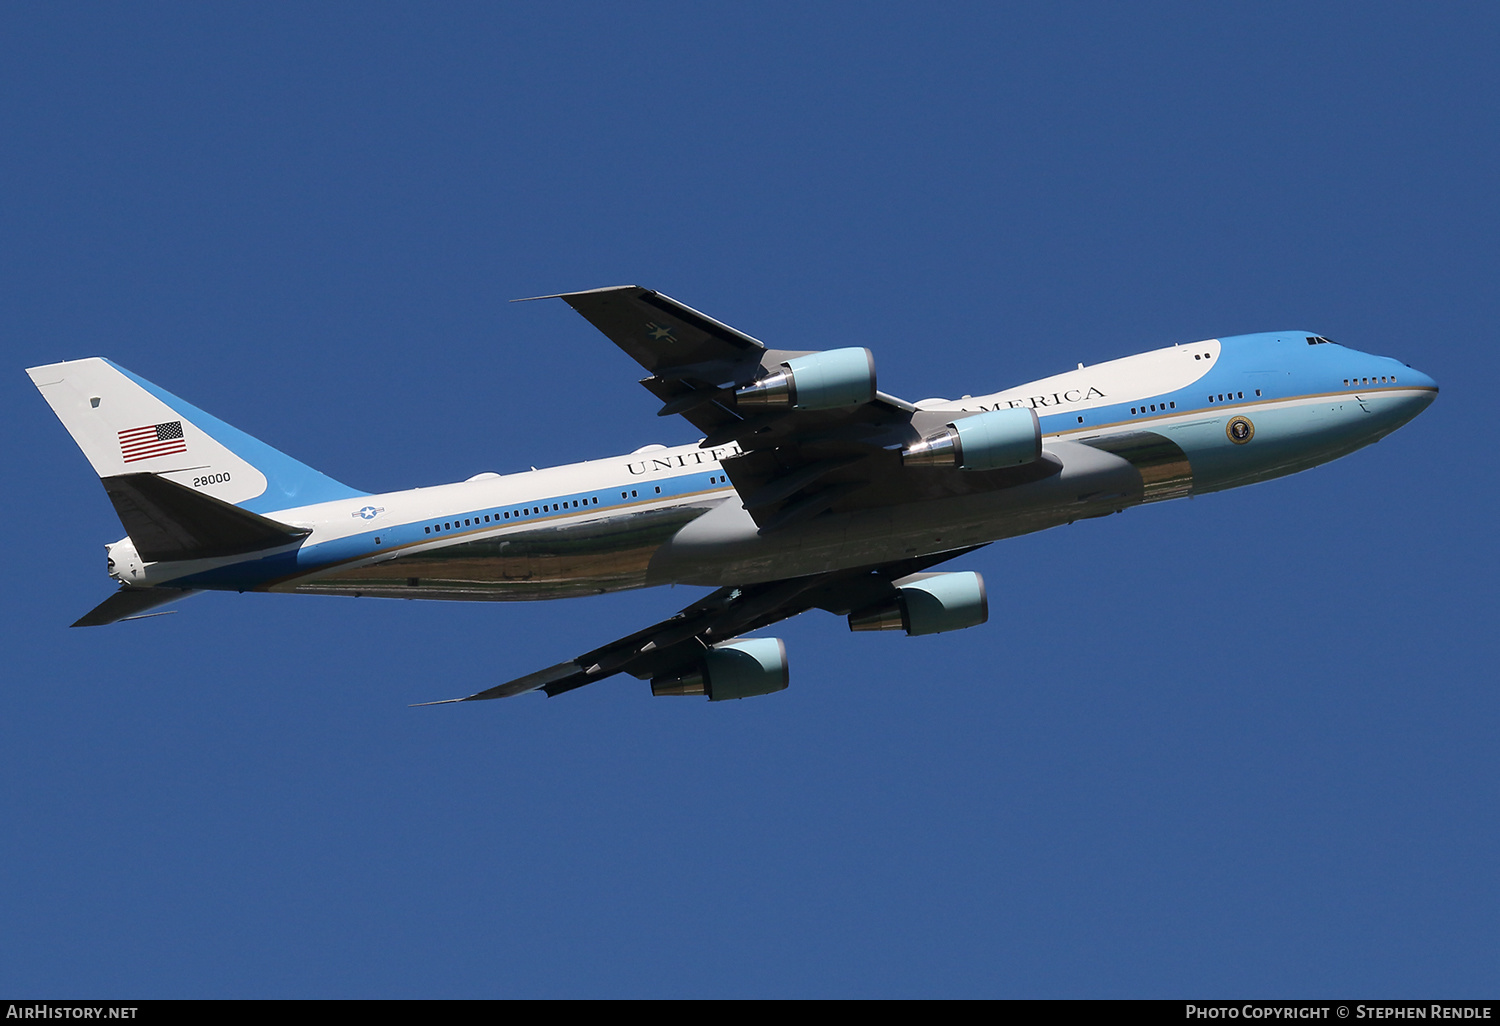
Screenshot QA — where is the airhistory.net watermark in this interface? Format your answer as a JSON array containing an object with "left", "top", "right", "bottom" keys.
[{"left": 6, "top": 1007, "right": 137, "bottom": 1019}]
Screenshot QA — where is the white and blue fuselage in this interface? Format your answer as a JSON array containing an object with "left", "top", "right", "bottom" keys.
[{"left": 96, "top": 330, "right": 1436, "bottom": 602}]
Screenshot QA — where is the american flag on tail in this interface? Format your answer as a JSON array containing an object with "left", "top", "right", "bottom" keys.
[{"left": 118, "top": 421, "right": 187, "bottom": 463}]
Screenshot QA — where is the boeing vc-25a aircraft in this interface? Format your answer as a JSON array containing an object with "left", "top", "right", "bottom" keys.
[{"left": 28, "top": 287, "right": 1437, "bottom": 703}]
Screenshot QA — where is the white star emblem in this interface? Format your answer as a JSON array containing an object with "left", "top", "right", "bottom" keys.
[{"left": 646, "top": 322, "right": 677, "bottom": 343}]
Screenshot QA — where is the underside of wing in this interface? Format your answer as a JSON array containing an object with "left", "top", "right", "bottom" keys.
[
  {"left": 72, "top": 586, "right": 199, "bottom": 627},
  {"left": 416, "top": 547, "right": 987, "bottom": 705}
]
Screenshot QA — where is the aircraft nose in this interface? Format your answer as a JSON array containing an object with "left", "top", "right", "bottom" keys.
[
  {"left": 1401, "top": 366, "right": 1438, "bottom": 393},
  {"left": 1388, "top": 364, "right": 1438, "bottom": 428}
]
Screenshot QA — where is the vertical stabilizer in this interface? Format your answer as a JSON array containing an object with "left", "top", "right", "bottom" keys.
[{"left": 26, "top": 358, "right": 366, "bottom": 514}]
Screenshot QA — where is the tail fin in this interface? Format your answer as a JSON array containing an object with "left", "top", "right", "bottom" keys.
[{"left": 26, "top": 358, "right": 366, "bottom": 514}]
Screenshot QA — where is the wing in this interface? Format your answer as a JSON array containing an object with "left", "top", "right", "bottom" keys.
[
  {"left": 416, "top": 547, "right": 985, "bottom": 704},
  {"left": 528, "top": 286, "right": 1060, "bottom": 532}
]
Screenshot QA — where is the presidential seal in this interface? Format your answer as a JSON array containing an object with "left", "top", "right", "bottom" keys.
[{"left": 1226, "top": 415, "right": 1255, "bottom": 444}]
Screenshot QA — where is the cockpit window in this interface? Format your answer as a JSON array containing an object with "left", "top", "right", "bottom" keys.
[{"left": 1305, "top": 336, "right": 1336, "bottom": 345}]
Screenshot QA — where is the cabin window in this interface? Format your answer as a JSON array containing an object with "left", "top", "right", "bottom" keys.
[
  {"left": 425, "top": 526, "right": 431, "bottom": 534},
  {"left": 655, "top": 486, "right": 661, "bottom": 493},
  {"left": 631, "top": 490, "right": 637, "bottom": 497}
]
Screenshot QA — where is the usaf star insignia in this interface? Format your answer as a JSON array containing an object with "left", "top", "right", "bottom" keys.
[
  {"left": 646, "top": 322, "right": 677, "bottom": 343},
  {"left": 353, "top": 505, "right": 387, "bottom": 520}
]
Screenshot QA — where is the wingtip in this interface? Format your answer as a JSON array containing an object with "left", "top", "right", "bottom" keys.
[{"left": 510, "top": 285, "right": 643, "bottom": 303}]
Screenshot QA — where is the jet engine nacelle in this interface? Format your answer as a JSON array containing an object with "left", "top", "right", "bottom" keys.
[
  {"left": 736, "top": 348, "right": 877, "bottom": 411},
  {"left": 901, "top": 407, "right": 1041, "bottom": 471},
  {"left": 848, "top": 571, "right": 988, "bottom": 636},
  {"left": 651, "top": 637, "right": 790, "bottom": 700}
]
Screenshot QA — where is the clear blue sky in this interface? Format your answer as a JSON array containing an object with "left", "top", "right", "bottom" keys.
[{"left": 3, "top": 3, "right": 1496, "bottom": 998}]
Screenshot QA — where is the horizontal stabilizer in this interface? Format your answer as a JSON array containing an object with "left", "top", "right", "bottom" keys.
[
  {"left": 73, "top": 586, "right": 199, "bottom": 627},
  {"left": 102, "top": 473, "right": 310, "bottom": 563}
]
